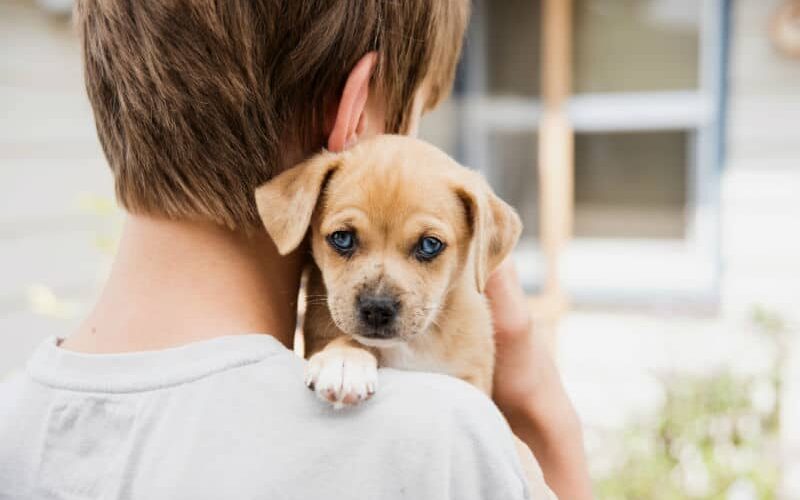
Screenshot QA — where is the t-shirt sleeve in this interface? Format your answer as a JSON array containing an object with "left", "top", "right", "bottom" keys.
[
  {"left": 361, "top": 369, "right": 555, "bottom": 500},
  {"left": 441, "top": 381, "right": 532, "bottom": 500}
]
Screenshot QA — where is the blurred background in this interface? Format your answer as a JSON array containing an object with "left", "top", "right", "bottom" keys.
[{"left": 1, "top": 0, "right": 799, "bottom": 498}]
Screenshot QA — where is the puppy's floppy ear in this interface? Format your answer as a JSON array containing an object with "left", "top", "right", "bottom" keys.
[
  {"left": 457, "top": 177, "right": 522, "bottom": 293},
  {"left": 255, "top": 150, "right": 341, "bottom": 255}
]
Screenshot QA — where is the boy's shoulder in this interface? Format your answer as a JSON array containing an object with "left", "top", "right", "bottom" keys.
[
  {"left": 249, "top": 348, "right": 510, "bottom": 432},
  {"left": 0, "top": 341, "right": 529, "bottom": 500},
  {"left": 217, "top": 345, "right": 511, "bottom": 436},
  {"left": 0, "top": 371, "right": 36, "bottom": 422}
]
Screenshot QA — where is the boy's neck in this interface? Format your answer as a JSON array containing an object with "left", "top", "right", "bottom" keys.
[{"left": 62, "top": 215, "right": 302, "bottom": 353}]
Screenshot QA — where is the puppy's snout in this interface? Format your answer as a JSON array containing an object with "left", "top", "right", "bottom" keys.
[{"left": 358, "top": 294, "right": 400, "bottom": 332}]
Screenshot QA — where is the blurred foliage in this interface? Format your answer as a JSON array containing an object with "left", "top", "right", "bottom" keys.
[
  {"left": 592, "top": 308, "right": 788, "bottom": 500},
  {"left": 77, "top": 193, "right": 121, "bottom": 254},
  {"left": 26, "top": 284, "right": 79, "bottom": 319},
  {"left": 26, "top": 195, "right": 120, "bottom": 319}
]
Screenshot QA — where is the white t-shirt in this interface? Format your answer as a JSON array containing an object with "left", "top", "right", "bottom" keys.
[{"left": 0, "top": 334, "right": 531, "bottom": 499}]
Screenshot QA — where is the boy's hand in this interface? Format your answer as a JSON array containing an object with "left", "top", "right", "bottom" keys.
[
  {"left": 486, "top": 259, "right": 540, "bottom": 412},
  {"left": 486, "top": 258, "right": 594, "bottom": 500}
]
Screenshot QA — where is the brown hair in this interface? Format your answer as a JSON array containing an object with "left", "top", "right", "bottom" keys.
[{"left": 76, "top": 0, "right": 469, "bottom": 229}]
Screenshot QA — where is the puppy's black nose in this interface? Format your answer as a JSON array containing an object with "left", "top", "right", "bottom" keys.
[{"left": 358, "top": 294, "right": 399, "bottom": 330}]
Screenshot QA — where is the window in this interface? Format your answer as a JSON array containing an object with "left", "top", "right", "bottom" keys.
[
  {"left": 420, "top": 0, "right": 727, "bottom": 304},
  {"left": 573, "top": 0, "right": 701, "bottom": 93},
  {"left": 574, "top": 131, "right": 688, "bottom": 240}
]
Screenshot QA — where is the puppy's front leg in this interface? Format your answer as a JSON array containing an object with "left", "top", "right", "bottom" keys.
[{"left": 305, "top": 336, "right": 378, "bottom": 409}]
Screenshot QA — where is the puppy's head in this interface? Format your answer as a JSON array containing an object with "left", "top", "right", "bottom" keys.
[{"left": 256, "top": 135, "right": 521, "bottom": 346}]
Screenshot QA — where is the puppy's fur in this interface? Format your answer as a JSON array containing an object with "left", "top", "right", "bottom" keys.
[{"left": 257, "top": 135, "right": 555, "bottom": 498}]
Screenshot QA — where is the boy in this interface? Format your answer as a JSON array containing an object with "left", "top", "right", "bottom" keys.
[{"left": 0, "top": 1, "right": 591, "bottom": 498}]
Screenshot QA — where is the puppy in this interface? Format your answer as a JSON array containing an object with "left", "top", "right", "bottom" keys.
[
  {"left": 256, "top": 135, "right": 555, "bottom": 497},
  {"left": 256, "top": 134, "right": 519, "bottom": 400}
]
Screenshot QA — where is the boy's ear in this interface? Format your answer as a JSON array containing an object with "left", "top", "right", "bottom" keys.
[
  {"left": 327, "top": 52, "right": 378, "bottom": 152},
  {"left": 456, "top": 178, "right": 522, "bottom": 293},
  {"left": 255, "top": 150, "right": 341, "bottom": 255}
]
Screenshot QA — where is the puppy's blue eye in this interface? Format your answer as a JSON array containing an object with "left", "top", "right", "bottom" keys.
[
  {"left": 328, "top": 230, "right": 356, "bottom": 254},
  {"left": 415, "top": 236, "right": 445, "bottom": 261}
]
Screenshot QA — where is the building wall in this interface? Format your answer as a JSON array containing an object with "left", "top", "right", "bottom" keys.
[
  {"left": 724, "top": 1, "right": 800, "bottom": 496},
  {"left": 0, "top": 0, "right": 115, "bottom": 375},
  {"left": 723, "top": 0, "right": 800, "bottom": 316}
]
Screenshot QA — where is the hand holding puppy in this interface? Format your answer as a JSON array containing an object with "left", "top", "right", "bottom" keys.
[{"left": 487, "top": 259, "right": 594, "bottom": 500}]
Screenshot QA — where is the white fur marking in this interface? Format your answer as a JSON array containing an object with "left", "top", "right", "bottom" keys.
[{"left": 379, "top": 342, "right": 448, "bottom": 374}]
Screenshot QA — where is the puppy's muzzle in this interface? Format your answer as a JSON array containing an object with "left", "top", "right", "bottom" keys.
[{"left": 357, "top": 294, "right": 400, "bottom": 337}]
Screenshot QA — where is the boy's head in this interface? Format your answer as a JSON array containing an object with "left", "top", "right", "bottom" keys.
[{"left": 76, "top": 0, "right": 469, "bottom": 230}]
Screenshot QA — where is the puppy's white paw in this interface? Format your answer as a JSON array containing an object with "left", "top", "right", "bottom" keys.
[{"left": 304, "top": 346, "right": 378, "bottom": 409}]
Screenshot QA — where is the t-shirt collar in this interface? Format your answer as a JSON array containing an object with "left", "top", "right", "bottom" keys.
[{"left": 26, "top": 334, "right": 286, "bottom": 393}]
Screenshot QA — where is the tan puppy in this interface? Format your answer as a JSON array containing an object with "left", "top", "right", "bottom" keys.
[
  {"left": 256, "top": 134, "right": 519, "bottom": 402},
  {"left": 256, "top": 135, "right": 555, "bottom": 499}
]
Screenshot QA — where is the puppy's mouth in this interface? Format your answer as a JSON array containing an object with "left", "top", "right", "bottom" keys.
[{"left": 352, "top": 334, "right": 406, "bottom": 348}]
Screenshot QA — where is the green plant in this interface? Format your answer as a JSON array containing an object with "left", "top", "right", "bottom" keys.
[{"left": 592, "top": 309, "right": 788, "bottom": 499}]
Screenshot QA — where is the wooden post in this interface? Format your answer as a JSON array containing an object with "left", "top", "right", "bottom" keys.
[{"left": 535, "top": 0, "right": 573, "bottom": 347}]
